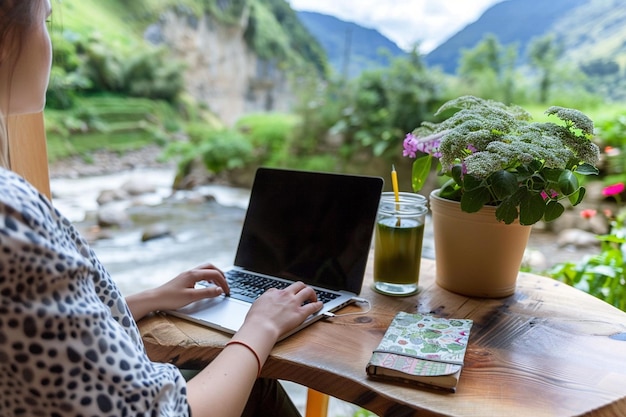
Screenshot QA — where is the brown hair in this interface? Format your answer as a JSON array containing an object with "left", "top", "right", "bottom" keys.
[{"left": 0, "top": 0, "right": 45, "bottom": 168}]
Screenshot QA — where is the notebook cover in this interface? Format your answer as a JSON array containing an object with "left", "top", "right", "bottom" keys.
[{"left": 366, "top": 312, "right": 473, "bottom": 391}]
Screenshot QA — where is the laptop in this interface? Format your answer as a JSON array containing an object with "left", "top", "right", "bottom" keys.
[{"left": 167, "top": 167, "right": 383, "bottom": 339}]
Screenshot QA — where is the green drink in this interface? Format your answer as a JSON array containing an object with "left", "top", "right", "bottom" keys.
[{"left": 373, "top": 192, "right": 427, "bottom": 296}]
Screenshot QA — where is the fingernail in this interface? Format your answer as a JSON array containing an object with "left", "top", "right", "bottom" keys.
[{"left": 216, "top": 287, "right": 223, "bottom": 294}]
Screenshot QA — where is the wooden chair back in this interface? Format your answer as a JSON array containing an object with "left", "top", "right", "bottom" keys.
[{"left": 7, "top": 112, "right": 51, "bottom": 198}]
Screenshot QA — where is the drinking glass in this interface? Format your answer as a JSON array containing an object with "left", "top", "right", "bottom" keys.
[{"left": 373, "top": 192, "right": 428, "bottom": 296}]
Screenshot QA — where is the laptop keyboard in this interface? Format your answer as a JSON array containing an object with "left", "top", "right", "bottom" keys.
[{"left": 224, "top": 270, "right": 341, "bottom": 304}]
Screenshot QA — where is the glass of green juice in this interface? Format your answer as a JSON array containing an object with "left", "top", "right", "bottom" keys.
[{"left": 373, "top": 192, "right": 428, "bottom": 296}]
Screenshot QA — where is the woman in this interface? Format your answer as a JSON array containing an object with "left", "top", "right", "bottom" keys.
[{"left": 0, "top": 1, "right": 323, "bottom": 416}]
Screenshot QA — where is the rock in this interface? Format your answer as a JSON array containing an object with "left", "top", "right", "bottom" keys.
[
  {"left": 173, "top": 158, "right": 215, "bottom": 190},
  {"left": 97, "top": 206, "right": 132, "bottom": 228},
  {"left": 521, "top": 249, "right": 547, "bottom": 271},
  {"left": 588, "top": 212, "right": 609, "bottom": 235},
  {"left": 141, "top": 223, "right": 173, "bottom": 242},
  {"left": 122, "top": 178, "right": 157, "bottom": 196},
  {"left": 97, "top": 189, "right": 129, "bottom": 205},
  {"left": 48, "top": 146, "right": 174, "bottom": 179},
  {"left": 77, "top": 225, "right": 114, "bottom": 243},
  {"left": 556, "top": 228, "right": 600, "bottom": 249}
]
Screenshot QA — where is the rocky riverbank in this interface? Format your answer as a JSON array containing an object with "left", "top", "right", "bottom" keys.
[{"left": 48, "top": 145, "right": 174, "bottom": 179}]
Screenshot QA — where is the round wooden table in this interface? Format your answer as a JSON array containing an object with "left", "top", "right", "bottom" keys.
[{"left": 138, "top": 258, "right": 626, "bottom": 417}]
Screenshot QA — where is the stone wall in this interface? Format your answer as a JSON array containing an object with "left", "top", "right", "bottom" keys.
[{"left": 145, "top": 7, "right": 294, "bottom": 126}]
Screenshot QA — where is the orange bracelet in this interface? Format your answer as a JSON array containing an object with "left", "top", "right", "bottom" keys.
[{"left": 225, "top": 340, "right": 262, "bottom": 378}]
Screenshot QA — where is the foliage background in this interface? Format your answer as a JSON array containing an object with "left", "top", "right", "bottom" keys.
[{"left": 46, "top": 0, "right": 626, "bottom": 315}]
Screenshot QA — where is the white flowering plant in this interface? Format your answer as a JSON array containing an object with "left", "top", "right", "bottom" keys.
[{"left": 404, "top": 95, "right": 601, "bottom": 225}]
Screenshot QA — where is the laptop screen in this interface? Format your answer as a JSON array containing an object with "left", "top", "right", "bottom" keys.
[{"left": 233, "top": 168, "right": 383, "bottom": 295}]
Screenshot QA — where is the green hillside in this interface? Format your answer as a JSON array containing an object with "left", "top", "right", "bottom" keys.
[{"left": 46, "top": 0, "right": 328, "bottom": 162}]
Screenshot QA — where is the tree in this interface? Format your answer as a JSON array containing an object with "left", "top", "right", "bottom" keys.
[
  {"left": 457, "top": 34, "right": 517, "bottom": 103},
  {"left": 337, "top": 48, "right": 443, "bottom": 157},
  {"left": 527, "top": 34, "right": 562, "bottom": 104}
]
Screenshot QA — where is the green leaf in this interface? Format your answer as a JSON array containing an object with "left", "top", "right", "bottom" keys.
[
  {"left": 519, "top": 193, "right": 545, "bottom": 225},
  {"left": 558, "top": 170, "right": 579, "bottom": 196},
  {"left": 528, "top": 159, "right": 543, "bottom": 172},
  {"left": 516, "top": 165, "right": 532, "bottom": 177},
  {"left": 544, "top": 200, "right": 565, "bottom": 222},
  {"left": 568, "top": 187, "right": 586, "bottom": 206},
  {"left": 411, "top": 155, "right": 432, "bottom": 192},
  {"left": 496, "top": 198, "right": 518, "bottom": 224},
  {"left": 450, "top": 165, "right": 463, "bottom": 184},
  {"left": 528, "top": 174, "right": 547, "bottom": 191},
  {"left": 575, "top": 163, "right": 600, "bottom": 176},
  {"left": 462, "top": 174, "right": 484, "bottom": 191},
  {"left": 439, "top": 179, "right": 462, "bottom": 200},
  {"left": 542, "top": 167, "right": 563, "bottom": 182},
  {"left": 460, "top": 187, "right": 492, "bottom": 213},
  {"left": 489, "top": 170, "right": 518, "bottom": 200}
]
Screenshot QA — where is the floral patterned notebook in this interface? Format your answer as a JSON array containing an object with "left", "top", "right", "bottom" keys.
[{"left": 366, "top": 312, "right": 473, "bottom": 392}]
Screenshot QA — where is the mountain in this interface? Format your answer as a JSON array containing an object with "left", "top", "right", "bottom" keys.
[
  {"left": 424, "top": 0, "right": 619, "bottom": 74},
  {"left": 296, "top": 11, "right": 406, "bottom": 78}
]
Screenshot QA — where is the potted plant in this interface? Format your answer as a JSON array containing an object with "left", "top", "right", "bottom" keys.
[{"left": 403, "top": 95, "right": 600, "bottom": 297}]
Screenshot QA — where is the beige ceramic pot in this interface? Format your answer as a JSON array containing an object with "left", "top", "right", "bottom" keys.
[{"left": 429, "top": 189, "right": 532, "bottom": 298}]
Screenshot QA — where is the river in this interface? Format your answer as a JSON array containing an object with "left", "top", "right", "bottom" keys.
[{"left": 51, "top": 168, "right": 253, "bottom": 295}]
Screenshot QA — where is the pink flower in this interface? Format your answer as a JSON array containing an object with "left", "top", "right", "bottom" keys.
[
  {"left": 602, "top": 183, "right": 625, "bottom": 197},
  {"left": 580, "top": 209, "right": 597, "bottom": 219},
  {"left": 540, "top": 189, "right": 558, "bottom": 200},
  {"left": 402, "top": 131, "right": 445, "bottom": 159},
  {"left": 403, "top": 133, "right": 420, "bottom": 158}
]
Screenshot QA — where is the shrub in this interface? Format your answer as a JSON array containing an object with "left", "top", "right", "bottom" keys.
[
  {"left": 546, "top": 184, "right": 626, "bottom": 312},
  {"left": 235, "top": 113, "right": 298, "bottom": 166}
]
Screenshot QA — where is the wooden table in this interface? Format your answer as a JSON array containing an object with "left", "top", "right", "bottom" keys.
[{"left": 138, "top": 258, "right": 626, "bottom": 417}]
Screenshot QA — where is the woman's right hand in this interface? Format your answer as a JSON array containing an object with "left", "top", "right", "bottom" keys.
[
  {"left": 241, "top": 281, "right": 323, "bottom": 341},
  {"left": 187, "top": 281, "right": 323, "bottom": 417}
]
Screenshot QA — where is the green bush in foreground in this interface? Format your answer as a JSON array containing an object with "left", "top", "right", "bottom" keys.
[{"left": 546, "top": 183, "right": 626, "bottom": 312}]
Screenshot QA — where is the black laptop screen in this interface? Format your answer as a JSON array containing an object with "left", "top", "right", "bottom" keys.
[{"left": 233, "top": 168, "right": 383, "bottom": 295}]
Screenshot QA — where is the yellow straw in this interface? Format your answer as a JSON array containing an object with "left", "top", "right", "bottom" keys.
[
  {"left": 391, "top": 164, "right": 400, "bottom": 203},
  {"left": 391, "top": 165, "right": 401, "bottom": 226}
]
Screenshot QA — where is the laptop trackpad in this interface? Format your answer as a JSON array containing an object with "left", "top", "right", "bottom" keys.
[{"left": 175, "top": 296, "right": 250, "bottom": 333}]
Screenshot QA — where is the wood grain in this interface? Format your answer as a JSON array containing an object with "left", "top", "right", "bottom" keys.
[
  {"left": 138, "top": 258, "right": 626, "bottom": 417},
  {"left": 7, "top": 112, "right": 51, "bottom": 198}
]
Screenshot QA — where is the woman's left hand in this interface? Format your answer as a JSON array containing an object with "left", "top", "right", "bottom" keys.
[{"left": 126, "top": 263, "right": 229, "bottom": 321}]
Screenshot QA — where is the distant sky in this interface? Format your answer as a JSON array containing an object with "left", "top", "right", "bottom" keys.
[{"left": 288, "top": 0, "right": 505, "bottom": 53}]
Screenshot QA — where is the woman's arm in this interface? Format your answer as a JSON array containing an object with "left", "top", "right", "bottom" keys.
[
  {"left": 185, "top": 282, "right": 323, "bottom": 417},
  {"left": 125, "top": 263, "right": 230, "bottom": 321}
]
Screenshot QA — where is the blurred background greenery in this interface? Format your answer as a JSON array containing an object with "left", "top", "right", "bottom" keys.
[{"left": 45, "top": 0, "right": 626, "bottom": 314}]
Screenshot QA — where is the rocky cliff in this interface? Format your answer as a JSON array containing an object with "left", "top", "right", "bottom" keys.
[{"left": 145, "top": 6, "right": 294, "bottom": 126}]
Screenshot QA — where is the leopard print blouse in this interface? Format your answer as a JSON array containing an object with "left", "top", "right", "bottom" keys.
[{"left": 0, "top": 168, "right": 190, "bottom": 416}]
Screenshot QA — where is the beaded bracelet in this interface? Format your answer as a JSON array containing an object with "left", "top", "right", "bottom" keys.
[{"left": 225, "top": 340, "right": 262, "bottom": 378}]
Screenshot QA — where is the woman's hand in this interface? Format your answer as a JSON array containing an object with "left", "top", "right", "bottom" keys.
[
  {"left": 185, "top": 281, "right": 323, "bottom": 417},
  {"left": 239, "top": 281, "right": 324, "bottom": 342},
  {"left": 126, "top": 263, "right": 229, "bottom": 321}
]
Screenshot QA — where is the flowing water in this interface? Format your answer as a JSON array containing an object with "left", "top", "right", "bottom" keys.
[{"left": 51, "top": 168, "right": 251, "bottom": 295}]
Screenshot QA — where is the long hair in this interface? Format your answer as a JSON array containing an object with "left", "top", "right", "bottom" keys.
[{"left": 0, "top": 0, "right": 43, "bottom": 168}]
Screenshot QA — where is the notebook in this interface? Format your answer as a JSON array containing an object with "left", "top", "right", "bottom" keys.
[{"left": 166, "top": 167, "right": 384, "bottom": 340}]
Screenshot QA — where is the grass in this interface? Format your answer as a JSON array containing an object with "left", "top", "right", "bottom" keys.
[
  {"left": 44, "top": 95, "right": 179, "bottom": 163},
  {"left": 524, "top": 101, "right": 626, "bottom": 124},
  {"left": 46, "top": 130, "right": 160, "bottom": 162}
]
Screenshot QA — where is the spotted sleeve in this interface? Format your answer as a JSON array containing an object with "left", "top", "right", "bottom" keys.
[{"left": 0, "top": 169, "right": 190, "bottom": 417}]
